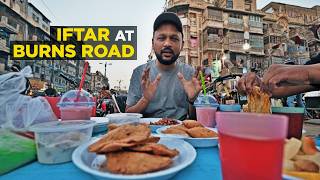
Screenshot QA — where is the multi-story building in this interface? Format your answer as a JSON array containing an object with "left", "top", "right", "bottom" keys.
[
  {"left": 90, "top": 70, "right": 109, "bottom": 93},
  {"left": 166, "top": 0, "right": 320, "bottom": 76},
  {"left": 166, "top": 0, "right": 265, "bottom": 75},
  {"left": 0, "top": 0, "right": 93, "bottom": 93},
  {"left": 261, "top": 2, "right": 320, "bottom": 66}
]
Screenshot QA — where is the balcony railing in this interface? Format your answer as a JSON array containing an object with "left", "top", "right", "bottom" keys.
[
  {"left": 0, "top": 39, "right": 10, "bottom": 53},
  {"left": 227, "top": 18, "right": 244, "bottom": 30},
  {"left": 203, "top": 42, "right": 223, "bottom": 50}
]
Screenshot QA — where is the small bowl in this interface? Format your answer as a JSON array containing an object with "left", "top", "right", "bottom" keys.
[
  {"left": 106, "top": 113, "right": 142, "bottom": 125},
  {"left": 29, "top": 120, "right": 95, "bottom": 164}
]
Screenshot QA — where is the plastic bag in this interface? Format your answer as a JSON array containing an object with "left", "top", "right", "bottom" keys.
[{"left": 0, "top": 66, "right": 57, "bottom": 131}]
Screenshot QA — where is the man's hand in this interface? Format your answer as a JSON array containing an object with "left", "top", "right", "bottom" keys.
[
  {"left": 177, "top": 67, "right": 202, "bottom": 102},
  {"left": 141, "top": 67, "right": 161, "bottom": 101},
  {"left": 262, "top": 64, "right": 311, "bottom": 91},
  {"left": 236, "top": 72, "right": 262, "bottom": 95}
]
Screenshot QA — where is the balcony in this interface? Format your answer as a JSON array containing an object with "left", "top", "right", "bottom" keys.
[
  {"left": 0, "top": 39, "right": 10, "bottom": 54},
  {"left": 250, "top": 47, "right": 265, "bottom": 55},
  {"left": 249, "top": 21, "right": 263, "bottom": 34},
  {"left": 288, "top": 46, "right": 309, "bottom": 58},
  {"left": 203, "top": 34, "right": 223, "bottom": 51},
  {"left": 204, "top": 42, "right": 223, "bottom": 51},
  {"left": 263, "top": 24, "right": 285, "bottom": 36},
  {"left": 228, "top": 44, "right": 245, "bottom": 52},
  {"left": 202, "top": 19, "right": 223, "bottom": 29},
  {"left": 271, "top": 56, "right": 285, "bottom": 64},
  {"left": 227, "top": 18, "right": 244, "bottom": 31},
  {"left": 0, "top": 16, "right": 18, "bottom": 34}
]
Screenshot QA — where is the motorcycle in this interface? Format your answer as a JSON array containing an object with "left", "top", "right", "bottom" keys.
[{"left": 96, "top": 98, "right": 114, "bottom": 117}]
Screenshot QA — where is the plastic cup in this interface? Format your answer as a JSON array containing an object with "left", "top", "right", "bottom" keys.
[
  {"left": 29, "top": 120, "right": 95, "bottom": 164},
  {"left": 57, "top": 90, "right": 95, "bottom": 120},
  {"left": 216, "top": 112, "right": 288, "bottom": 180},
  {"left": 272, "top": 107, "right": 305, "bottom": 139},
  {"left": 194, "top": 94, "right": 219, "bottom": 127},
  {"left": 196, "top": 107, "right": 217, "bottom": 127}
]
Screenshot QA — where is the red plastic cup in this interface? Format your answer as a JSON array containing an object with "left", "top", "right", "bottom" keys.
[
  {"left": 216, "top": 112, "right": 288, "bottom": 180},
  {"left": 196, "top": 107, "right": 217, "bottom": 127},
  {"left": 272, "top": 107, "right": 305, "bottom": 139}
]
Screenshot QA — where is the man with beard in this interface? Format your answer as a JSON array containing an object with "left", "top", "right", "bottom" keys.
[{"left": 126, "top": 12, "right": 202, "bottom": 120}]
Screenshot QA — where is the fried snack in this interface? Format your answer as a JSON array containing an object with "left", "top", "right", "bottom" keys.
[
  {"left": 182, "top": 120, "right": 203, "bottom": 129},
  {"left": 172, "top": 124, "right": 189, "bottom": 132},
  {"left": 107, "top": 123, "right": 119, "bottom": 131},
  {"left": 89, "top": 124, "right": 150, "bottom": 153},
  {"left": 128, "top": 143, "right": 179, "bottom": 158},
  {"left": 294, "top": 160, "right": 319, "bottom": 173},
  {"left": 302, "top": 137, "right": 319, "bottom": 155},
  {"left": 283, "top": 137, "right": 320, "bottom": 179},
  {"left": 104, "top": 151, "right": 172, "bottom": 174},
  {"left": 95, "top": 137, "right": 160, "bottom": 153},
  {"left": 186, "top": 127, "right": 218, "bottom": 138},
  {"left": 247, "top": 86, "right": 271, "bottom": 113},
  {"left": 162, "top": 127, "right": 190, "bottom": 137}
]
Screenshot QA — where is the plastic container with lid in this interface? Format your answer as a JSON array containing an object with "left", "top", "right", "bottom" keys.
[
  {"left": 29, "top": 120, "right": 95, "bottom": 164},
  {"left": 194, "top": 94, "right": 219, "bottom": 108},
  {"left": 219, "top": 104, "right": 241, "bottom": 112},
  {"left": 194, "top": 95, "right": 219, "bottom": 127},
  {"left": 57, "top": 90, "right": 95, "bottom": 120},
  {"left": 106, "top": 113, "right": 142, "bottom": 125}
]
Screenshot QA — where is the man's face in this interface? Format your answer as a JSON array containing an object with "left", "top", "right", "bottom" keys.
[{"left": 153, "top": 24, "right": 183, "bottom": 65}]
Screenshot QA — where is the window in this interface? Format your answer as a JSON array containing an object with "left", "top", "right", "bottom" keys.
[
  {"left": 226, "top": 0, "right": 233, "bottom": 9},
  {"left": 229, "top": 13, "right": 243, "bottom": 25},
  {"left": 229, "top": 13, "right": 242, "bottom": 19},
  {"left": 270, "top": 36, "right": 281, "bottom": 44},
  {"left": 249, "top": 15, "right": 261, "bottom": 22},
  {"left": 32, "top": 13, "right": 39, "bottom": 23},
  {"left": 250, "top": 35, "right": 263, "bottom": 48},
  {"left": 245, "top": 0, "right": 251, "bottom": 11}
]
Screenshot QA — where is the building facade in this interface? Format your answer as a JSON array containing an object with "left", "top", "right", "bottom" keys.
[
  {"left": 90, "top": 70, "right": 109, "bottom": 93},
  {"left": 262, "top": 2, "right": 320, "bottom": 66},
  {"left": 0, "top": 0, "right": 93, "bottom": 93},
  {"left": 166, "top": 0, "right": 320, "bottom": 76}
]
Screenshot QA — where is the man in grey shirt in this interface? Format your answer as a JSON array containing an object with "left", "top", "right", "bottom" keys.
[{"left": 126, "top": 12, "right": 202, "bottom": 120}]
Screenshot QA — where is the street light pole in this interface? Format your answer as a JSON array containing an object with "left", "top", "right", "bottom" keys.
[{"left": 104, "top": 63, "right": 106, "bottom": 77}]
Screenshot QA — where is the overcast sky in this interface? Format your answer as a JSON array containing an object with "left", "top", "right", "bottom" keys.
[{"left": 29, "top": 0, "right": 320, "bottom": 89}]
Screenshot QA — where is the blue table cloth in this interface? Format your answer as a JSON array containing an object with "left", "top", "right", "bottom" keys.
[
  {"left": 2, "top": 137, "right": 320, "bottom": 180},
  {"left": 1, "top": 147, "right": 221, "bottom": 180}
]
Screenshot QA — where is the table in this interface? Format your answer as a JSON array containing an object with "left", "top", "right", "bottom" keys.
[
  {"left": 1, "top": 147, "right": 221, "bottom": 180},
  {"left": 2, "top": 138, "right": 320, "bottom": 180}
]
